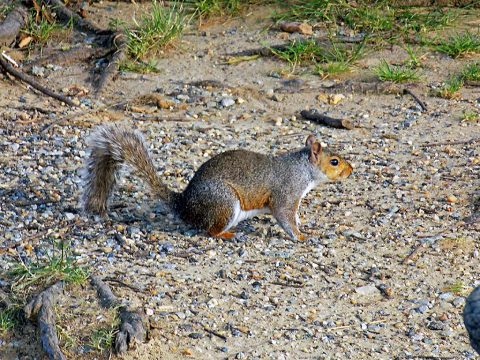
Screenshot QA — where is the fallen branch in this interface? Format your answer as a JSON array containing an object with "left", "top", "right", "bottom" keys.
[
  {"left": 403, "top": 88, "right": 427, "bottom": 112},
  {"left": 300, "top": 109, "right": 354, "bottom": 130},
  {"left": 200, "top": 324, "right": 228, "bottom": 341},
  {"left": 0, "top": 54, "right": 77, "bottom": 107},
  {"left": 24, "top": 281, "right": 66, "bottom": 360},
  {"left": 90, "top": 276, "right": 148, "bottom": 354},
  {"left": 0, "top": 4, "right": 28, "bottom": 46}
]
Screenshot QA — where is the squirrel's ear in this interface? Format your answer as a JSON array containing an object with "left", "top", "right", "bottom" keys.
[
  {"left": 309, "top": 142, "right": 322, "bottom": 164},
  {"left": 305, "top": 135, "right": 316, "bottom": 148}
]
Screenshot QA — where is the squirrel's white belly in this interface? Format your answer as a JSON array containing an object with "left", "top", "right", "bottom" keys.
[{"left": 224, "top": 201, "right": 271, "bottom": 231}]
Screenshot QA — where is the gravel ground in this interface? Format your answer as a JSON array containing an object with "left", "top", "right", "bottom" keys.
[{"left": 1, "top": 2, "right": 480, "bottom": 359}]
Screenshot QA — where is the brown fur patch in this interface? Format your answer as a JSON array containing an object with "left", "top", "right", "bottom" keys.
[{"left": 228, "top": 183, "right": 272, "bottom": 211}]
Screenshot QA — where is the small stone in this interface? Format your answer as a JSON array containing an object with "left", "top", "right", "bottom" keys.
[
  {"left": 236, "top": 97, "right": 245, "bottom": 104},
  {"left": 188, "top": 332, "right": 203, "bottom": 339},
  {"left": 328, "top": 93, "right": 345, "bottom": 105},
  {"left": 145, "top": 308, "right": 154, "bottom": 316},
  {"left": 452, "top": 297, "right": 466, "bottom": 308},
  {"left": 416, "top": 305, "right": 428, "bottom": 314},
  {"left": 207, "top": 298, "right": 218, "bottom": 308},
  {"left": 275, "top": 117, "right": 283, "bottom": 126},
  {"left": 31, "top": 66, "right": 46, "bottom": 77},
  {"left": 446, "top": 195, "right": 458, "bottom": 203},
  {"left": 102, "top": 246, "right": 113, "bottom": 253},
  {"left": 355, "top": 284, "right": 380, "bottom": 296},
  {"left": 279, "top": 21, "right": 313, "bottom": 35},
  {"left": 65, "top": 212, "right": 75, "bottom": 221},
  {"left": 181, "top": 348, "right": 193, "bottom": 356},
  {"left": 221, "top": 97, "right": 235, "bottom": 107}
]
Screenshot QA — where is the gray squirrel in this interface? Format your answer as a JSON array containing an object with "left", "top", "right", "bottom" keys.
[{"left": 81, "top": 124, "right": 353, "bottom": 240}]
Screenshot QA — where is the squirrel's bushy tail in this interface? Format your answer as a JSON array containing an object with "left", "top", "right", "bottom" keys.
[{"left": 81, "top": 124, "right": 175, "bottom": 215}]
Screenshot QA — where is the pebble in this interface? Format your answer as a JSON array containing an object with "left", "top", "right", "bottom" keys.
[
  {"left": 220, "top": 97, "right": 235, "bottom": 107},
  {"left": 355, "top": 284, "right": 380, "bottom": 296}
]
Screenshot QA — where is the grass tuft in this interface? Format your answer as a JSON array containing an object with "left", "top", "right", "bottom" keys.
[
  {"left": 443, "top": 280, "right": 469, "bottom": 296},
  {"left": 0, "top": 308, "right": 17, "bottom": 334},
  {"left": 126, "top": 1, "right": 186, "bottom": 60},
  {"left": 462, "top": 110, "right": 479, "bottom": 122},
  {"left": 193, "top": 0, "right": 241, "bottom": 18},
  {"left": 436, "top": 75, "right": 463, "bottom": 99},
  {"left": 119, "top": 59, "right": 161, "bottom": 74},
  {"left": 10, "top": 240, "right": 89, "bottom": 292},
  {"left": 271, "top": 38, "right": 364, "bottom": 75},
  {"left": 88, "top": 327, "right": 117, "bottom": 352},
  {"left": 435, "top": 31, "right": 480, "bottom": 58},
  {"left": 461, "top": 62, "right": 480, "bottom": 81},
  {"left": 24, "top": 12, "right": 61, "bottom": 43},
  {"left": 374, "top": 60, "right": 419, "bottom": 82}
]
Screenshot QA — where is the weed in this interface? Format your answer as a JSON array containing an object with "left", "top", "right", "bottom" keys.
[
  {"left": 56, "top": 324, "right": 77, "bottom": 348},
  {"left": 271, "top": 37, "right": 364, "bottom": 74},
  {"left": 461, "top": 62, "right": 480, "bottom": 81},
  {"left": 0, "top": 308, "right": 16, "bottom": 334},
  {"left": 88, "top": 327, "right": 117, "bottom": 352},
  {"left": 404, "top": 44, "right": 421, "bottom": 68},
  {"left": 24, "top": 12, "right": 61, "bottom": 43},
  {"left": 397, "top": 8, "right": 457, "bottom": 33},
  {"left": 126, "top": 1, "right": 186, "bottom": 60},
  {"left": 374, "top": 60, "right": 419, "bottom": 82},
  {"left": 10, "top": 240, "right": 89, "bottom": 292},
  {"left": 119, "top": 59, "right": 161, "bottom": 74},
  {"left": 435, "top": 31, "right": 480, "bottom": 58},
  {"left": 193, "top": 0, "right": 241, "bottom": 18},
  {"left": 0, "top": 2, "right": 15, "bottom": 18},
  {"left": 108, "top": 17, "right": 127, "bottom": 32},
  {"left": 436, "top": 76, "right": 463, "bottom": 99},
  {"left": 443, "top": 280, "right": 469, "bottom": 296},
  {"left": 461, "top": 110, "right": 479, "bottom": 122}
]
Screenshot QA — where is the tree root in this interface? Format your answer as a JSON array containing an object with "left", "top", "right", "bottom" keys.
[
  {"left": 0, "top": 3, "right": 28, "bottom": 47},
  {"left": 90, "top": 276, "right": 148, "bottom": 354},
  {"left": 95, "top": 32, "right": 127, "bottom": 94},
  {"left": 24, "top": 281, "right": 66, "bottom": 360},
  {"left": 0, "top": 54, "right": 77, "bottom": 107}
]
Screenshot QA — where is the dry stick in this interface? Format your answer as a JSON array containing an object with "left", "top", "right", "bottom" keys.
[
  {"left": 0, "top": 4, "right": 28, "bottom": 46},
  {"left": 25, "top": 46, "right": 109, "bottom": 69},
  {"left": 24, "top": 281, "right": 66, "bottom": 360},
  {"left": 420, "top": 137, "right": 480, "bottom": 147},
  {"left": 90, "top": 276, "right": 148, "bottom": 354},
  {"left": 200, "top": 324, "right": 228, "bottom": 341},
  {"left": 300, "top": 109, "right": 354, "bottom": 130},
  {"left": 0, "top": 55, "right": 77, "bottom": 107},
  {"left": 403, "top": 88, "right": 427, "bottom": 112}
]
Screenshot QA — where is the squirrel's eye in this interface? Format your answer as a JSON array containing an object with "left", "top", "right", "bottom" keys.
[{"left": 330, "top": 159, "right": 339, "bottom": 166}]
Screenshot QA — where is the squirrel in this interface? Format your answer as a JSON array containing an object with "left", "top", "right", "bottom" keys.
[{"left": 80, "top": 124, "right": 353, "bottom": 240}]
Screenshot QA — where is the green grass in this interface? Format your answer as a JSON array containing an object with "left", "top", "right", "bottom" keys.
[
  {"left": 273, "top": 1, "right": 456, "bottom": 39},
  {"left": 88, "top": 327, "right": 117, "bottom": 352},
  {"left": 443, "top": 280, "right": 469, "bottom": 295},
  {"left": 24, "top": 12, "right": 61, "bottom": 43},
  {"left": 271, "top": 37, "right": 365, "bottom": 74},
  {"left": 119, "top": 59, "right": 161, "bottom": 74},
  {"left": 126, "top": 1, "right": 187, "bottom": 60},
  {"left": 462, "top": 110, "right": 479, "bottom": 122},
  {"left": 436, "top": 75, "right": 463, "bottom": 99},
  {"left": 193, "top": 0, "right": 241, "bottom": 18},
  {"left": 374, "top": 60, "right": 419, "bottom": 82},
  {"left": 0, "top": 308, "right": 16, "bottom": 334},
  {"left": 435, "top": 31, "right": 480, "bottom": 58},
  {"left": 404, "top": 44, "right": 422, "bottom": 68},
  {"left": 461, "top": 62, "right": 480, "bottom": 81},
  {"left": 0, "top": 2, "right": 15, "bottom": 18},
  {"left": 10, "top": 241, "right": 89, "bottom": 292}
]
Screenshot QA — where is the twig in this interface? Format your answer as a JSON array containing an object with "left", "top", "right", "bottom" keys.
[
  {"left": 401, "top": 243, "right": 427, "bottom": 265},
  {"left": 103, "top": 277, "right": 144, "bottom": 293},
  {"left": 0, "top": 55, "right": 77, "bottom": 107},
  {"left": 201, "top": 324, "right": 227, "bottom": 341},
  {"left": 300, "top": 109, "right": 354, "bottom": 130},
  {"left": 420, "top": 138, "right": 480, "bottom": 147},
  {"left": 403, "top": 88, "right": 427, "bottom": 112},
  {"left": 24, "top": 281, "right": 66, "bottom": 360},
  {"left": 270, "top": 281, "right": 305, "bottom": 288}
]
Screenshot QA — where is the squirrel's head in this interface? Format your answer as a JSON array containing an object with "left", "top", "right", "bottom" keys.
[{"left": 306, "top": 135, "right": 353, "bottom": 180}]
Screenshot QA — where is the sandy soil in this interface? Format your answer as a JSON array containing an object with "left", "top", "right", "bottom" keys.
[{"left": 1, "top": 2, "right": 479, "bottom": 360}]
